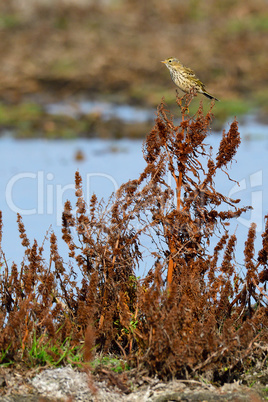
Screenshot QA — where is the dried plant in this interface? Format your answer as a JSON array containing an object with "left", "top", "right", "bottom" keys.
[{"left": 0, "top": 94, "right": 267, "bottom": 381}]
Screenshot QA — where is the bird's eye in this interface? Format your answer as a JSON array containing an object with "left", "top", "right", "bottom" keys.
[{"left": 168, "top": 60, "right": 172, "bottom": 63}]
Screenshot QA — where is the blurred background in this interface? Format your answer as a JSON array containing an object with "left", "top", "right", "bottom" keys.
[
  {"left": 0, "top": 0, "right": 268, "bottom": 273},
  {"left": 0, "top": 0, "right": 268, "bottom": 137}
]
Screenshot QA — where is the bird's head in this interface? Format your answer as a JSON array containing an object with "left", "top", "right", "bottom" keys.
[
  {"left": 161, "top": 58, "right": 181, "bottom": 70},
  {"left": 161, "top": 57, "right": 182, "bottom": 71}
]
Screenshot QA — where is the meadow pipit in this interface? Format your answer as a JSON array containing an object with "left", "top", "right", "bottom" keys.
[{"left": 162, "top": 58, "right": 219, "bottom": 101}]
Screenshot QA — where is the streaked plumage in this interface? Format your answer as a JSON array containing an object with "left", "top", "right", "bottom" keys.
[{"left": 161, "top": 57, "right": 219, "bottom": 101}]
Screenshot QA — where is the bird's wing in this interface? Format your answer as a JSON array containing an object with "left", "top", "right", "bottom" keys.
[
  {"left": 184, "top": 66, "right": 196, "bottom": 77},
  {"left": 183, "top": 65, "right": 207, "bottom": 90},
  {"left": 193, "top": 78, "right": 206, "bottom": 90}
]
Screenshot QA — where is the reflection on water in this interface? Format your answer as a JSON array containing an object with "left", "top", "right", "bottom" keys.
[
  {"left": 45, "top": 100, "right": 156, "bottom": 123},
  {"left": 0, "top": 119, "right": 268, "bottom": 279},
  {"left": 45, "top": 100, "right": 268, "bottom": 138}
]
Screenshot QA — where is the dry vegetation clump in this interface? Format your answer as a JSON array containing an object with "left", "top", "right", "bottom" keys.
[{"left": 0, "top": 94, "right": 267, "bottom": 381}]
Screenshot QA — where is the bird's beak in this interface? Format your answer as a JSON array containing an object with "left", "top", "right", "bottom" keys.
[{"left": 161, "top": 60, "right": 166, "bottom": 64}]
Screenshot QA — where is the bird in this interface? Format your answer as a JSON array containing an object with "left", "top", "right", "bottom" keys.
[{"left": 161, "top": 57, "right": 219, "bottom": 101}]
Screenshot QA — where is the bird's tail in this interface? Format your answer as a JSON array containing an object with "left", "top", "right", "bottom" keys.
[{"left": 203, "top": 91, "right": 219, "bottom": 101}]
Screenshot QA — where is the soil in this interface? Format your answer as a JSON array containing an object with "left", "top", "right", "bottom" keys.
[
  {"left": 0, "top": 1, "right": 268, "bottom": 109},
  {"left": 0, "top": 366, "right": 268, "bottom": 401}
]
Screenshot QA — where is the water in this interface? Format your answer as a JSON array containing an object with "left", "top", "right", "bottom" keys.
[
  {"left": 45, "top": 100, "right": 156, "bottom": 123},
  {"left": 0, "top": 118, "right": 268, "bottom": 280}
]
